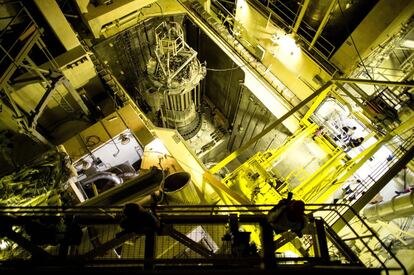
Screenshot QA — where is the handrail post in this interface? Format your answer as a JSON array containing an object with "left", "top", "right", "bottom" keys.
[{"left": 261, "top": 220, "right": 275, "bottom": 269}]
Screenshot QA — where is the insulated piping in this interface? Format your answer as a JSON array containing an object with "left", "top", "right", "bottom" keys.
[{"left": 362, "top": 191, "right": 414, "bottom": 222}]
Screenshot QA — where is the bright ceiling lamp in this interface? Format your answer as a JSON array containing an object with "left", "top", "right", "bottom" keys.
[
  {"left": 272, "top": 32, "right": 301, "bottom": 57},
  {"left": 271, "top": 32, "right": 302, "bottom": 69}
]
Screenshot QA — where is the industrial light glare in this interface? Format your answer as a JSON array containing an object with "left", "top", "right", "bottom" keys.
[
  {"left": 236, "top": 0, "right": 246, "bottom": 9},
  {"left": 235, "top": 0, "right": 248, "bottom": 19},
  {"left": 0, "top": 239, "right": 8, "bottom": 250},
  {"left": 270, "top": 32, "right": 301, "bottom": 69},
  {"left": 283, "top": 250, "right": 299, "bottom": 258},
  {"left": 146, "top": 138, "right": 169, "bottom": 155},
  {"left": 278, "top": 34, "right": 300, "bottom": 56}
]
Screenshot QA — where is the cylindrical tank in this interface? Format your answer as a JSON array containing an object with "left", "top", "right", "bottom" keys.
[
  {"left": 163, "top": 172, "right": 201, "bottom": 204},
  {"left": 145, "top": 21, "right": 206, "bottom": 140},
  {"left": 362, "top": 191, "right": 414, "bottom": 222}
]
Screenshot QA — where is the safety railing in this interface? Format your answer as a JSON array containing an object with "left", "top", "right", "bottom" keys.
[
  {"left": 261, "top": 0, "right": 335, "bottom": 57},
  {"left": 188, "top": 0, "right": 305, "bottom": 116},
  {"left": 0, "top": 204, "right": 404, "bottom": 274},
  {"left": 247, "top": 0, "right": 338, "bottom": 75},
  {"left": 322, "top": 132, "right": 414, "bottom": 222},
  {"left": 306, "top": 204, "right": 407, "bottom": 275}
]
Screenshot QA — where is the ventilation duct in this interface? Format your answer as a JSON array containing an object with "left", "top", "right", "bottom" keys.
[{"left": 362, "top": 191, "right": 414, "bottom": 222}]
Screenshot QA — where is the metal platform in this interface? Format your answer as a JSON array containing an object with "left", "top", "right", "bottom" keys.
[{"left": 0, "top": 204, "right": 406, "bottom": 274}]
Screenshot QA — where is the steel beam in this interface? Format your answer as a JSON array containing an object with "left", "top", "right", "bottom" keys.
[
  {"left": 292, "top": 0, "right": 311, "bottom": 34},
  {"left": 333, "top": 144, "right": 414, "bottom": 232},
  {"left": 314, "top": 218, "right": 329, "bottom": 262},
  {"left": 30, "top": 77, "right": 64, "bottom": 128},
  {"left": 3, "top": 227, "right": 51, "bottom": 259},
  {"left": 209, "top": 81, "right": 332, "bottom": 174},
  {"left": 308, "top": 0, "right": 336, "bottom": 50},
  {"left": 2, "top": 84, "right": 50, "bottom": 145},
  {"left": 144, "top": 231, "right": 155, "bottom": 270},
  {"left": 261, "top": 221, "right": 275, "bottom": 269},
  {"left": 166, "top": 227, "right": 215, "bottom": 258},
  {"left": 34, "top": 0, "right": 80, "bottom": 50},
  {"left": 203, "top": 170, "right": 257, "bottom": 205},
  {"left": 301, "top": 85, "right": 330, "bottom": 123},
  {"left": 315, "top": 136, "right": 389, "bottom": 205},
  {"left": 294, "top": 148, "right": 346, "bottom": 202},
  {"left": 333, "top": 78, "right": 414, "bottom": 88},
  {"left": 334, "top": 83, "right": 376, "bottom": 125},
  {"left": 83, "top": 232, "right": 136, "bottom": 260},
  {"left": 324, "top": 223, "right": 362, "bottom": 264}
]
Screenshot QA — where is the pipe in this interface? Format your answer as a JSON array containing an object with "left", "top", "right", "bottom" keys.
[
  {"left": 80, "top": 167, "right": 163, "bottom": 206},
  {"left": 135, "top": 190, "right": 163, "bottom": 206},
  {"left": 292, "top": 0, "right": 311, "bottom": 34},
  {"left": 163, "top": 172, "right": 201, "bottom": 204},
  {"left": 82, "top": 172, "right": 123, "bottom": 185},
  {"left": 362, "top": 191, "right": 414, "bottom": 222},
  {"left": 99, "top": 120, "right": 120, "bottom": 157}
]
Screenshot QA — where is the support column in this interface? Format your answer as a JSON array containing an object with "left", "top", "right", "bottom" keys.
[
  {"left": 61, "top": 77, "right": 91, "bottom": 117},
  {"left": 261, "top": 221, "right": 275, "bottom": 269},
  {"left": 34, "top": 0, "right": 81, "bottom": 51},
  {"left": 144, "top": 231, "right": 155, "bottom": 270},
  {"left": 292, "top": 0, "right": 311, "bottom": 34}
]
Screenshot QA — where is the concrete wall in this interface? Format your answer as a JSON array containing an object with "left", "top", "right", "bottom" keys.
[
  {"left": 185, "top": 18, "right": 245, "bottom": 126},
  {"left": 227, "top": 84, "right": 290, "bottom": 165}
]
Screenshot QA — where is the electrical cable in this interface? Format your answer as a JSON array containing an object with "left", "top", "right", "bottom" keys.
[{"left": 336, "top": 0, "right": 373, "bottom": 81}]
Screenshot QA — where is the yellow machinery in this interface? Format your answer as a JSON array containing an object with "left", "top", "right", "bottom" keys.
[{"left": 218, "top": 83, "right": 414, "bottom": 208}]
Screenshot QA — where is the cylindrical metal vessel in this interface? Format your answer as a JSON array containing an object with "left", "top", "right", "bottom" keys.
[
  {"left": 163, "top": 172, "right": 201, "bottom": 204},
  {"left": 145, "top": 21, "right": 206, "bottom": 140},
  {"left": 362, "top": 191, "right": 414, "bottom": 222}
]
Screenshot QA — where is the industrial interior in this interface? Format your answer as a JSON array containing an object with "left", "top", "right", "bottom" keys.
[{"left": 1, "top": 0, "right": 414, "bottom": 274}]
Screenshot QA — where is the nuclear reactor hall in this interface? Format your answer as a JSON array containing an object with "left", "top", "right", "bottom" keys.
[{"left": 0, "top": 0, "right": 414, "bottom": 274}]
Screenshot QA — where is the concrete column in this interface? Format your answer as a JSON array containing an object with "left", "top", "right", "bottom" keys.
[{"left": 34, "top": 0, "right": 80, "bottom": 51}]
